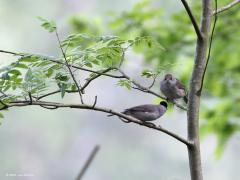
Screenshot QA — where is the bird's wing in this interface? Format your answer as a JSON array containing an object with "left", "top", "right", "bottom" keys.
[
  {"left": 176, "top": 79, "right": 186, "bottom": 90},
  {"left": 176, "top": 79, "right": 188, "bottom": 102},
  {"left": 125, "top": 105, "right": 155, "bottom": 113}
]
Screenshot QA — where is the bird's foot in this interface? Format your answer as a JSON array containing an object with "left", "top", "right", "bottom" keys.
[
  {"left": 119, "top": 117, "right": 131, "bottom": 123},
  {"left": 143, "top": 122, "right": 156, "bottom": 127}
]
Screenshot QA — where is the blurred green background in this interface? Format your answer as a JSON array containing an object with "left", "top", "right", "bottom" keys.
[{"left": 0, "top": 0, "right": 240, "bottom": 179}]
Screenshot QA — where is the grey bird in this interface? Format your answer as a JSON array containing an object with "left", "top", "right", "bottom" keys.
[
  {"left": 160, "top": 74, "right": 188, "bottom": 103},
  {"left": 121, "top": 101, "right": 168, "bottom": 121}
]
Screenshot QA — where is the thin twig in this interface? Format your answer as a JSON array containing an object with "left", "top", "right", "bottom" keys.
[
  {"left": 50, "top": 59, "right": 123, "bottom": 78},
  {"left": 0, "top": 49, "right": 123, "bottom": 79},
  {"left": 198, "top": 0, "right": 218, "bottom": 94},
  {"left": 6, "top": 100, "right": 191, "bottom": 146},
  {"left": 37, "top": 90, "right": 62, "bottom": 100},
  {"left": 148, "top": 74, "right": 158, "bottom": 89},
  {"left": 76, "top": 145, "right": 100, "bottom": 180},
  {"left": 92, "top": 96, "right": 98, "bottom": 108},
  {"left": 28, "top": 92, "right": 33, "bottom": 105},
  {"left": 119, "top": 43, "right": 133, "bottom": 68},
  {"left": 0, "top": 49, "right": 187, "bottom": 110},
  {"left": 213, "top": 0, "right": 240, "bottom": 15},
  {"left": 179, "top": 0, "right": 203, "bottom": 39},
  {"left": 55, "top": 30, "right": 84, "bottom": 104},
  {"left": 81, "top": 68, "right": 113, "bottom": 93},
  {"left": 0, "top": 50, "right": 18, "bottom": 56}
]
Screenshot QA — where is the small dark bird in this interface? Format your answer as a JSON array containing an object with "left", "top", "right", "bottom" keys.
[
  {"left": 120, "top": 101, "right": 168, "bottom": 121},
  {"left": 160, "top": 74, "right": 188, "bottom": 103}
]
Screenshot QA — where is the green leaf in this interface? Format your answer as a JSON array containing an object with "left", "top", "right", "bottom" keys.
[
  {"left": 8, "top": 69, "right": 22, "bottom": 76},
  {"left": 141, "top": 69, "right": 154, "bottom": 78},
  {"left": 38, "top": 17, "right": 56, "bottom": 33},
  {"left": 85, "top": 62, "right": 93, "bottom": 68},
  {"left": 117, "top": 79, "right": 132, "bottom": 90},
  {"left": 60, "top": 85, "right": 66, "bottom": 98},
  {"left": 55, "top": 73, "right": 70, "bottom": 82},
  {"left": 71, "top": 84, "right": 77, "bottom": 91},
  {"left": 19, "top": 56, "right": 38, "bottom": 62},
  {"left": 15, "top": 63, "right": 28, "bottom": 69}
]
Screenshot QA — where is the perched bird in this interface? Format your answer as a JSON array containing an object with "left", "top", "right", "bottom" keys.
[
  {"left": 120, "top": 101, "right": 168, "bottom": 121},
  {"left": 160, "top": 74, "right": 188, "bottom": 103}
]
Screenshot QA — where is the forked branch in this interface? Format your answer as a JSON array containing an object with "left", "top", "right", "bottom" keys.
[
  {"left": 179, "top": 0, "right": 203, "bottom": 39},
  {"left": 4, "top": 100, "right": 192, "bottom": 146},
  {"left": 55, "top": 30, "right": 84, "bottom": 104},
  {"left": 213, "top": 0, "right": 240, "bottom": 15}
]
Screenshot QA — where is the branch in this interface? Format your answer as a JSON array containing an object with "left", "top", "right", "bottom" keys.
[
  {"left": 148, "top": 74, "right": 158, "bottom": 89},
  {"left": 50, "top": 59, "right": 123, "bottom": 78},
  {"left": 81, "top": 68, "right": 113, "bottom": 93},
  {"left": 179, "top": 0, "right": 203, "bottom": 39},
  {"left": 198, "top": 0, "right": 218, "bottom": 94},
  {"left": 0, "top": 49, "right": 124, "bottom": 79},
  {"left": 187, "top": 0, "right": 213, "bottom": 179},
  {"left": 55, "top": 30, "right": 84, "bottom": 104},
  {"left": 36, "top": 68, "right": 113, "bottom": 100},
  {"left": 213, "top": 0, "right": 240, "bottom": 15},
  {"left": 0, "top": 49, "right": 187, "bottom": 110},
  {"left": 76, "top": 145, "right": 100, "bottom": 180},
  {"left": 0, "top": 99, "right": 8, "bottom": 109},
  {"left": 6, "top": 100, "right": 191, "bottom": 146}
]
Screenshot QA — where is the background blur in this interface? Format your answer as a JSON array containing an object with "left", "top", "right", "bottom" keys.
[{"left": 0, "top": 0, "right": 240, "bottom": 180}]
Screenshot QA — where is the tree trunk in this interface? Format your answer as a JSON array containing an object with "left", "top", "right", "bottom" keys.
[{"left": 187, "top": 0, "right": 212, "bottom": 180}]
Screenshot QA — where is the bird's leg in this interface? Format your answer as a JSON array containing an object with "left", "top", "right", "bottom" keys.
[{"left": 118, "top": 117, "right": 131, "bottom": 123}]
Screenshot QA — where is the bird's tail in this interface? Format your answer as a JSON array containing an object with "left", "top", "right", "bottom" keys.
[
  {"left": 183, "top": 95, "right": 188, "bottom": 104},
  {"left": 107, "top": 111, "right": 126, "bottom": 117}
]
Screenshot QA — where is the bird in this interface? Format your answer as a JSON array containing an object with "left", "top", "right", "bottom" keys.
[
  {"left": 160, "top": 74, "right": 188, "bottom": 103},
  {"left": 115, "top": 101, "right": 168, "bottom": 122}
]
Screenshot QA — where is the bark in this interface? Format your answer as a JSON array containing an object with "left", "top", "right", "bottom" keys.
[{"left": 187, "top": 0, "right": 212, "bottom": 180}]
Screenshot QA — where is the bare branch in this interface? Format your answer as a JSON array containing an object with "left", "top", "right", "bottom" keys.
[
  {"left": 198, "top": 0, "right": 218, "bottom": 94},
  {"left": 91, "top": 96, "right": 98, "bottom": 108},
  {"left": 76, "top": 145, "right": 100, "bottom": 180},
  {"left": 119, "top": 42, "right": 133, "bottom": 68},
  {"left": 37, "top": 90, "right": 62, "bottom": 100},
  {"left": 179, "top": 0, "right": 203, "bottom": 39},
  {"left": 55, "top": 30, "right": 84, "bottom": 104},
  {"left": 6, "top": 100, "right": 191, "bottom": 146},
  {"left": 148, "top": 74, "right": 158, "bottom": 89},
  {"left": 81, "top": 68, "right": 113, "bottom": 93},
  {"left": 0, "top": 49, "right": 19, "bottom": 56},
  {"left": 213, "top": 0, "right": 240, "bottom": 15},
  {"left": 187, "top": 0, "right": 213, "bottom": 179},
  {"left": 28, "top": 92, "right": 33, "bottom": 105}
]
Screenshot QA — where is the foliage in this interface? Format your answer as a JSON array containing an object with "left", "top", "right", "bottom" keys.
[
  {"left": 69, "top": 0, "right": 240, "bottom": 157},
  {"left": 0, "top": 17, "right": 162, "bottom": 119},
  {"left": 1, "top": 0, "right": 239, "bottom": 159}
]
